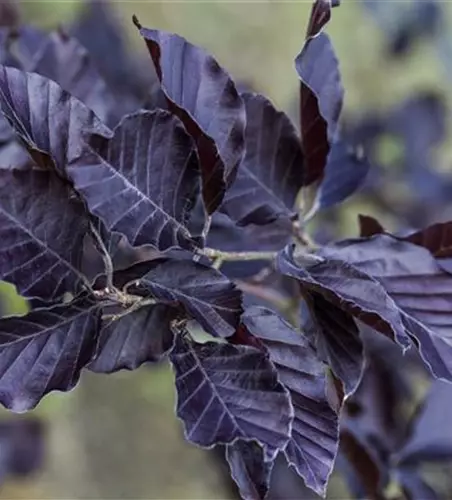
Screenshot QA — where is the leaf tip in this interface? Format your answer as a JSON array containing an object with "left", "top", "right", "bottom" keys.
[{"left": 132, "top": 14, "right": 142, "bottom": 30}]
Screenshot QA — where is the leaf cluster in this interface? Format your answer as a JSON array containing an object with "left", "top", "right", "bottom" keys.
[{"left": 0, "top": 1, "right": 451, "bottom": 498}]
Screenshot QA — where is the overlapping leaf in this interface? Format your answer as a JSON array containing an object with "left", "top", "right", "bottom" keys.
[
  {"left": 301, "top": 293, "right": 364, "bottom": 397},
  {"left": 339, "top": 430, "right": 385, "bottom": 500},
  {"left": 88, "top": 304, "right": 177, "bottom": 374},
  {"left": 67, "top": 110, "right": 200, "bottom": 251},
  {"left": 358, "top": 214, "right": 385, "bottom": 238},
  {"left": 170, "top": 334, "right": 293, "bottom": 459},
  {"left": 0, "top": 297, "right": 100, "bottom": 411},
  {"left": 319, "top": 235, "right": 452, "bottom": 380},
  {"left": 221, "top": 92, "right": 304, "bottom": 226},
  {"left": 0, "top": 64, "right": 108, "bottom": 172},
  {"left": 132, "top": 258, "right": 243, "bottom": 338},
  {"left": 296, "top": 1, "right": 344, "bottom": 186},
  {"left": 28, "top": 31, "right": 119, "bottom": 126},
  {"left": 277, "top": 244, "right": 411, "bottom": 349},
  {"left": 0, "top": 169, "right": 91, "bottom": 301},
  {"left": 243, "top": 307, "right": 339, "bottom": 496},
  {"left": 226, "top": 440, "right": 273, "bottom": 500},
  {"left": 135, "top": 20, "right": 246, "bottom": 214},
  {"left": 71, "top": 0, "right": 151, "bottom": 99},
  {"left": 359, "top": 216, "right": 452, "bottom": 273},
  {"left": 308, "top": 141, "right": 370, "bottom": 216}
]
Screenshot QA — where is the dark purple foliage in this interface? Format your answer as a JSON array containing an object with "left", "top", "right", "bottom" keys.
[
  {"left": 170, "top": 333, "right": 293, "bottom": 459},
  {"left": 226, "top": 440, "right": 274, "bottom": 500},
  {"left": 221, "top": 92, "right": 304, "bottom": 226},
  {"left": 88, "top": 304, "right": 177, "bottom": 374},
  {"left": 0, "top": 1, "right": 451, "bottom": 498},
  {"left": 67, "top": 110, "right": 201, "bottom": 251},
  {"left": 243, "top": 307, "right": 339, "bottom": 496},
  {"left": 0, "top": 169, "right": 90, "bottom": 301},
  {"left": 0, "top": 297, "right": 101, "bottom": 411},
  {"left": 301, "top": 293, "right": 364, "bottom": 397},
  {"left": 297, "top": 14, "right": 343, "bottom": 186},
  {"left": 134, "top": 19, "right": 246, "bottom": 214}
]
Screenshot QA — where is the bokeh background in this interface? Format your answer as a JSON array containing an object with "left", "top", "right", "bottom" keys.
[{"left": 2, "top": 0, "right": 452, "bottom": 498}]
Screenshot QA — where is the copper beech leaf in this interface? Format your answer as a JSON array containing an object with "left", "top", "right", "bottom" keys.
[
  {"left": 0, "top": 64, "right": 108, "bottom": 173},
  {"left": 88, "top": 304, "right": 177, "bottom": 374},
  {"left": 221, "top": 92, "right": 304, "bottom": 226},
  {"left": 226, "top": 440, "right": 273, "bottom": 500},
  {"left": 243, "top": 307, "right": 339, "bottom": 496},
  {"left": 0, "top": 169, "right": 90, "bottom": 301},
  {"left": 67, "top": 110, "right": 201, "bottom": 252},
  {"left": 133, "top": 259, "right": 243, "bottom": 338},
  {"left": 134, "top": 20, "right": 246, "bottom": 214},
  {"left": 170, "top": 334, "right": 293, "bottom": 460},
  {"left": 0, "top": 298, "right": 100, "bottom": 412},
  {"left": 296, "top": 0, "right": 344, "bottom": 186},
  {"left": 286, "top": 234, "right": 452, "bottom": 381}
]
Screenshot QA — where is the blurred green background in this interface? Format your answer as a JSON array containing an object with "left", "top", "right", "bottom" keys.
[{"left": 2, "top": 1, "right": 452, "bottom": 498}]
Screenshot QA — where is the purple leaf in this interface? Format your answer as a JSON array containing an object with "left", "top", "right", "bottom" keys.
[
  {"left": 0, "top": 418, "right": 45, "bottom": 480},
  {"left": 28, "top": 30, "right": 120, "bottom": 126},
  {"left": 5, "top": 26, "right": 48, "bottom": 65},
  {"left": 296, "top": 20, "right": 343, "bottom": 186},
  {"left": 305, "top": 0, "right": 333, "bottom": 39},
  {"left": 88, "top": 304, "right": 177, "bottom": 374},
  {"left": 359, "top": 218, "right": 452, "bottom": 274},
  {"left": 221, "top": 92, "right": 304, "bottom": 226},
  {"left": 404, "top": 222, "right": 452, "bottom": 259},
  {"left": 72, "top": 0, "right": 150, "bottom": 100},
  {"left": 134, "top": 21, "right": 246, "bottom": 214},
  {"left": 301, "top": 294, "right": 364, "bottom": 397},
  {"left": 226, "top": 440, "right": 273, "bottom": 500},
  {"left": 170, "top": 334, "right": 293, "bottom": 459},
  {"left": 396, "top": 380, "right": 452, "bottom": 466},
  {"left": 339, "top": 429, "right": 386, "bottom": 500},
  {"left": 243, "top": 307, "right": 339, "bottom": 496},
  {"left": 0, "top": 298, "right": 100, "bottom": 411},
  {"left": 320, "top": 235, "right": 452, "bottom": 380},
  {"left": 358, "top": 214, "right": 385, "bottom": 238},
  {"left": 0, "top": 64, "right": 108, "bottom": 173},
  {"left": 68, "top": 110, "right": 200, "bottom": 251},
  {"left": 135, "top": 259, "right": 243, "bottom": 338},
  {"left": 277, "top": 244, "right": 411, "bottom": 349},
  {"left": 311, "top": 141, "right": 370, "bottom": 214},
  {"left": 0, "top": 169, "right": 90, "bottom": 301}
]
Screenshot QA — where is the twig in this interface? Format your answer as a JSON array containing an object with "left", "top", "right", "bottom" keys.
[
  {"left": 102, "top": 297, "right": 157, "bottom": 322},
  {"left": 201, "top": 215, "right": 212, "bottom": 243},
  {"left": 89, "top": 221, "right": 114, "bottom": 291},
  {"left": 201, "top": 248, "right": 277, "bottom": 262},
  {"left": 212, "top": 256, "right": 224, "bottom": 270}
]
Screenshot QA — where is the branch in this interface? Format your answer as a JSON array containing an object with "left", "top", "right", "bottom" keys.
[{"left": 201, "top": 248, "right": 277, "bottom": 262}]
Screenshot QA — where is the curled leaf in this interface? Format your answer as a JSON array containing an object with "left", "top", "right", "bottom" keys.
[
  {"left": 135, "top": 21, "right": 246, "bottom": 214},
  {"left": 243, "top": 307, "right": 339, "bottom": 496}
]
